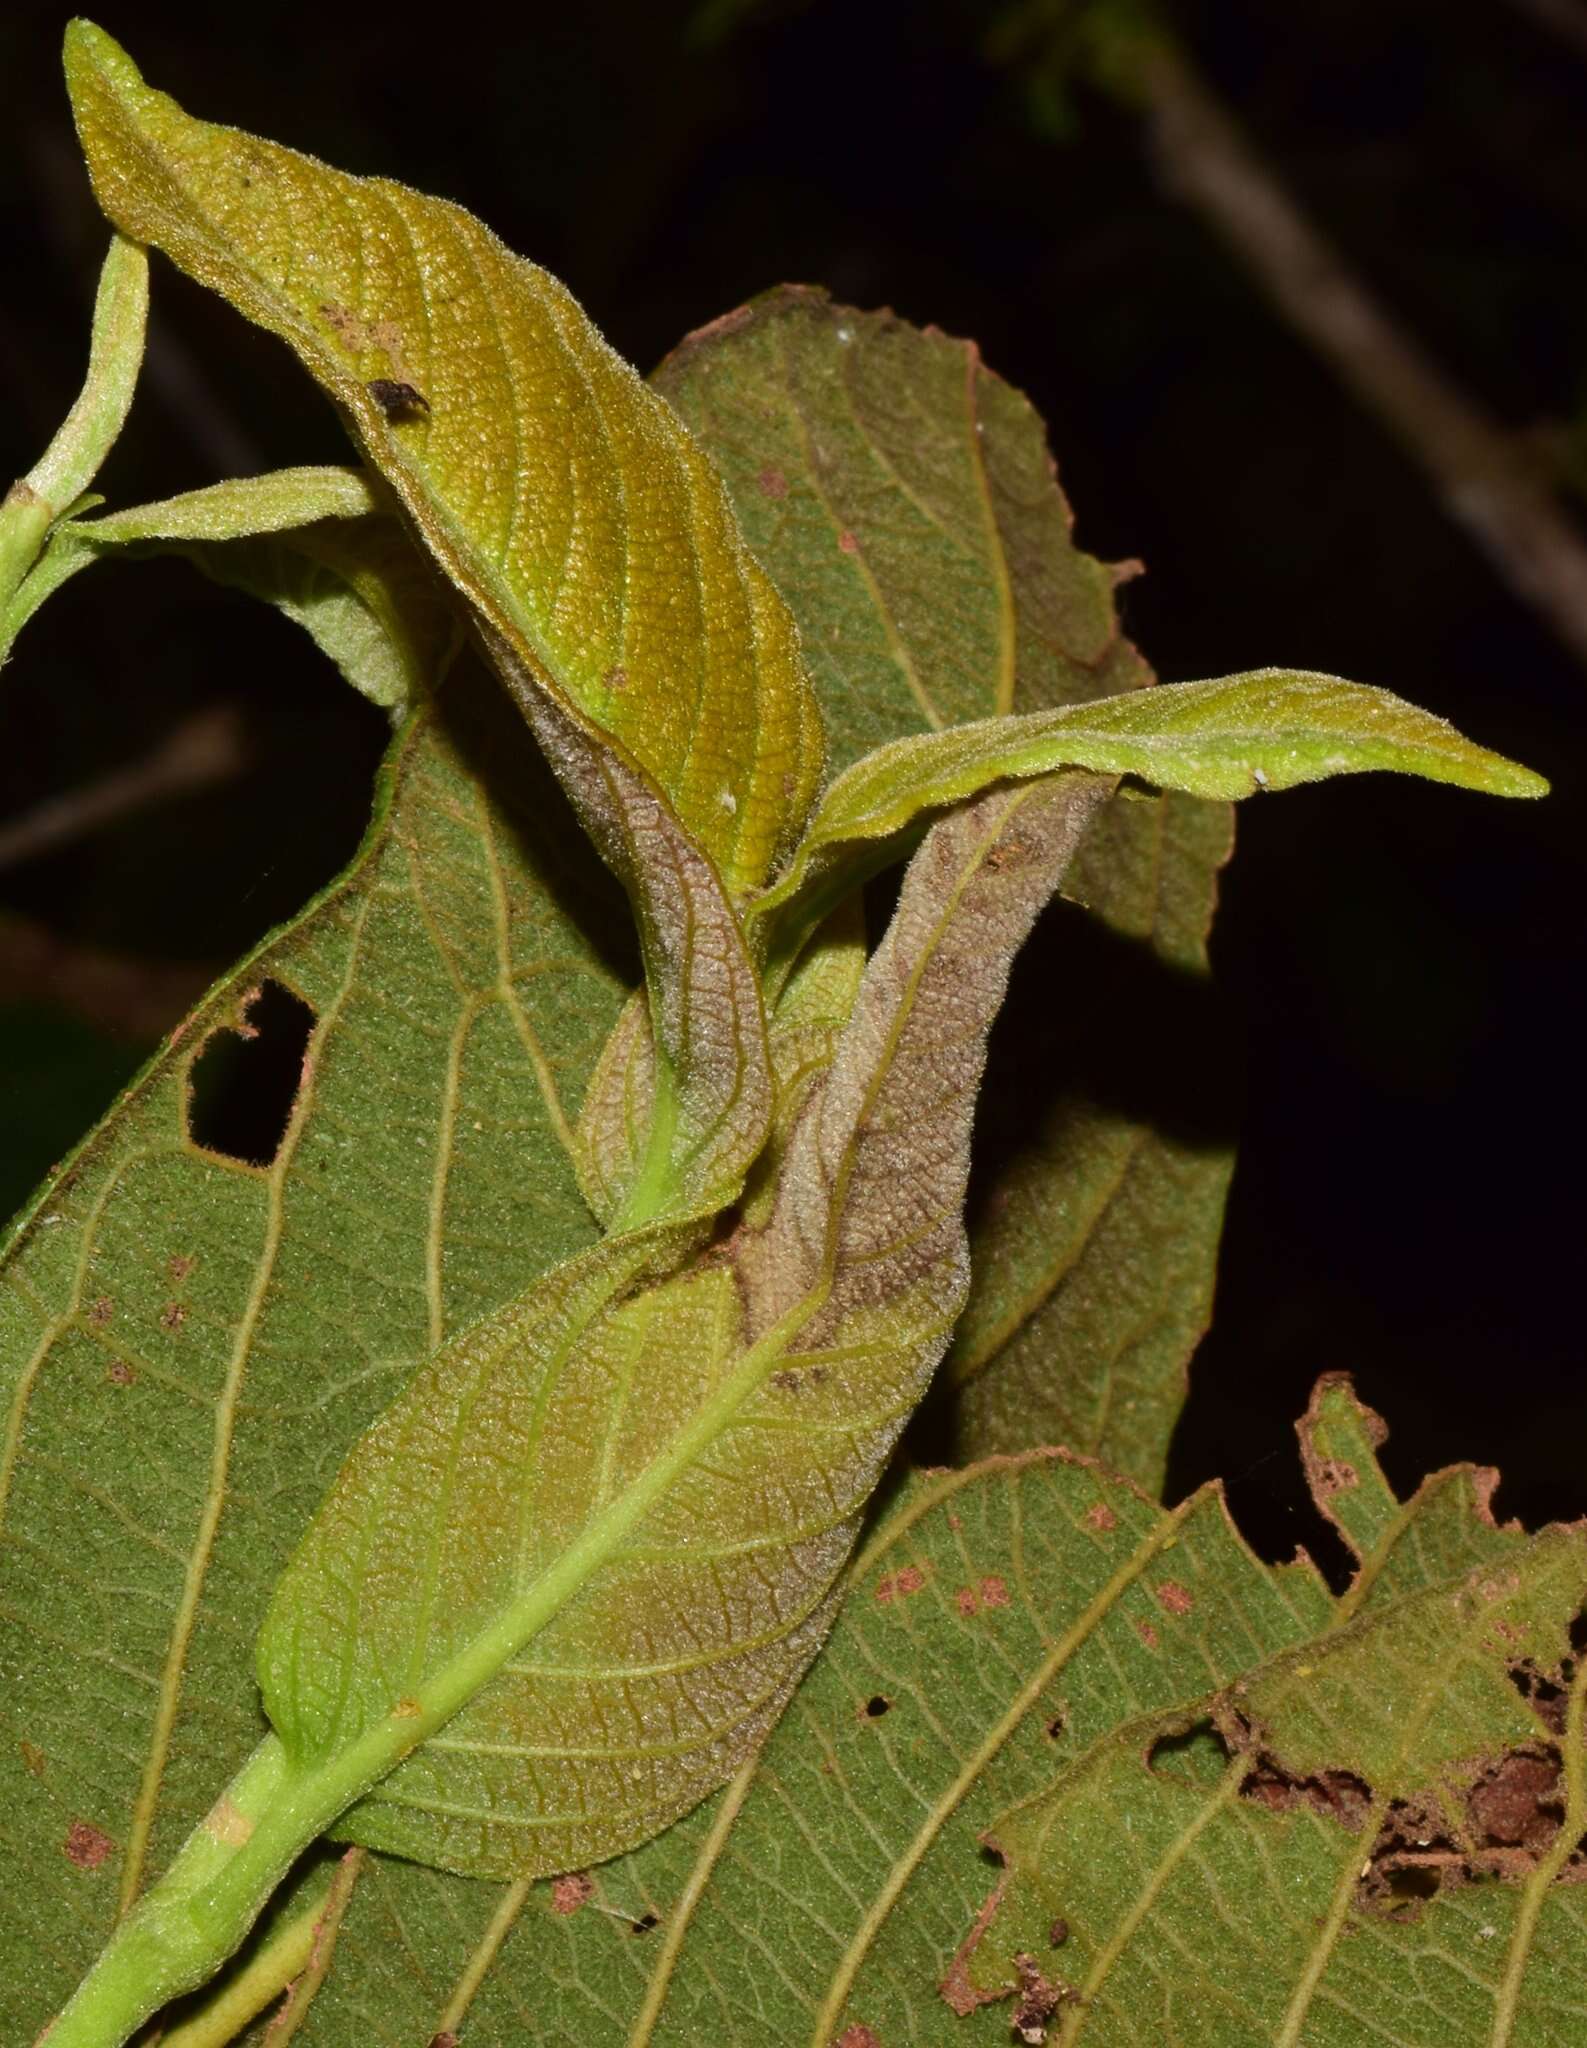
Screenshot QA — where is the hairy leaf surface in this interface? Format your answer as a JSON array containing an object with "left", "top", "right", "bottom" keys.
[
  {"left": 65, "top": 25, "right": 812, "bottom": 1222},
  {"left": 8, "top": 468, "right": 457, "bottom": 715},
  {"left": 170, "top": 1380, "right": 1587, "bottom": 2047},
  {"left": 655, "top": 289, "right": 1234, "bottom": 1486},
  {"left": 754, "top": 670, "right": 1544, "bottom": 973},
  {"left": 0, "top": 664, "right": 627, "bottom": 2040},
  {"left": 253, "top": 773, "right": 1110, "bottom": 1885},
  {"left": 65, "top": 27, "right": 823, "bottom": 899},
  {"left": 0, "top": 232, "right": 146, "bottom": 647}
]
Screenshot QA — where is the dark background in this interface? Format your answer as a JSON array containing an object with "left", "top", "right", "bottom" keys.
[{"left": 1, "top": 0, "right": 1580, "bottom": 1563}]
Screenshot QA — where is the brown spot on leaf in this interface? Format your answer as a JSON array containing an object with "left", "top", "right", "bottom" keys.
[
  {"left": 947, "top": 1513, "right": 962, "bottom": 1531},
  {"left": 427, "top": 2035, "right": 459, "bottom": 2048},
  {"left": 20, "top": 1740, "right": 45, "bottom": 1778},
  {"left": 1314, "top": 1460, "right": 1357, "bottom": 1494},
  {"left": 1083, "top": 1502, "right": 1117, "bottom": 1533},
  {"left": 367, "top": 378, "right": 431, "bottom": 419},
  {"left": 955, "top": 1587, "right": 979, "bottom": 1617},
  {"left": 838, "top": 529, "right": 859, "bottom": 553},
  {"left": 392, "top": 1696, "right": 423, "bottom": 1720},
  {"left": 757, "top": 466, "right": 789, "bottom": 498},
  {"left": 939, "top": 1878, "right": 1008, "bottom": 2017},
  {"left": 1242, "top": 1759, "right": 1372, "bottom": 1831},
  {"left": 1136, "top": 1621, "right": 1160, "bottom": 1651},
  {"left": 106, "top": 1360, "right": 136, "bottom": 1387},
  {"left": 979, "top": 1575, "right": 1010, "bottom": 1609},
  {"left": 168, "top": 1255, "right": 196, "bottom": 1282},
  {"left": 159, "top": 1302, "right": 187, "bottom": 1332},
  {"left": 1155, "top": 1581, "right": 1193, "bottom": 1617},
  {"left": 1048, "top": 1917, "right": 1069, "bottom": 1948},
  {"left": 837, "top": 2028, "right": 881, "bottom": 2048},
  {"left": 874, "top": 1564, "right": 928, "bottom": 1605},
  {"left": 64, "top": 1820, "right": 114, "bottom": 1870},
  {"left": 1468, "top": 1750, "right": 1562, "bottom": 1852},
  {"left": 550, "top": 1871, "right": 594, "bottom": 1915},
  {"left": 605, "top": 665, "right": 629, "bottom": 693},
  {"left": 87, "top": 1297, "right": 113, "bottom": 1328},
  {"left": 771, "top": 1369, "right": 802, "bottom": 1392},
  {"left": 1012, "top": 1953, "right": 1066, "bottom": 2042}
]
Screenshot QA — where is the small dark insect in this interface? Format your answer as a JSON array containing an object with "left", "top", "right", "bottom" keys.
[{"left": 366, "top": 378, "right": 431, "bottom": 419}]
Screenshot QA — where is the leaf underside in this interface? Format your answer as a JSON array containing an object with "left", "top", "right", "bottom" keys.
[
  {"left": 0, "top": 665, "right": 627, "bottom": 2036},
  {"left": 171, "top": 1381, "right": 1586, "bottom": 2047},
  {"left": 656, "top": 287, "right": 1235, "bottom": 1489},
  {"left": 257, "top": 771, "right": 1111, "bottom": 1883}
]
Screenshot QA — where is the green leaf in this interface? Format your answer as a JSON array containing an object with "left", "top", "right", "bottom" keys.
[
  {"left": 0, "top": 662, "right": 627, "bottom": 2042},
  {"left": 65, "top": 24, "right": 796, "bottom": 1224},
  {"left": 655, "top": 288, "right": 1235, "bottom": 1490},
  {"left": 7, "top": 469, "right": 458, "bottom": 716},
  {"left": 754, "top": 668, "right": 1547, "bottom": 970},
  {"left": 64, "top": 22, "right": 824, "bottom": 899},
  {"left": 652, "top": 284, "right": 1150, "bottom": 776},
  {"left": 0, "top": 233, "right": 147, "bottom": 633},
  {"left": 250, "top": 774, "right": 1110, "bottom": 1881},
  {"left": 975, "top": 1382, "right": 1587, "bottom": 2044},
  {"left": 180, "top": 1379, "right": 1584, "bottom": 2047}
]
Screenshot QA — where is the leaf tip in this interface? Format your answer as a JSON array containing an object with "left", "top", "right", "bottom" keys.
[{"left": 63, "top": 17, "right": 130, "bottom": 88}]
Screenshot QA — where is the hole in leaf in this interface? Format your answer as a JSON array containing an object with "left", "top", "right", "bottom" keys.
[
  {"left": 1509, "top": 1657, "right": 1569, "bottom": 1734},
  {"left": 1382, "top": 1864, "right": 1442, "bottom": 1912},
  {"left": 1146, "top": 1721, "right": 1231, "bottom": 1787},
  {"left": 187, "top": 980, "right": 314, "bottom": 1165},
  {"left": 629, "top": 1911, "right": 659, "bottom": 1936},
  {"left": 863, "top": 1694, "right": 891, "bottom": 1719}
]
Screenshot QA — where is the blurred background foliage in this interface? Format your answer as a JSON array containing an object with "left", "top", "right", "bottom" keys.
[{"left": 1, "top": 0, "right": 1581, "bottom": 1566}]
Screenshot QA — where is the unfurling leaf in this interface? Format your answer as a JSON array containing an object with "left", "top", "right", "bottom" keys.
[
  {"left": 256, "top": 771, "right": 1111, "bottom": 1884},
  {"left": 659, "top": 287, "right": 1235, "bottom": 1489}
]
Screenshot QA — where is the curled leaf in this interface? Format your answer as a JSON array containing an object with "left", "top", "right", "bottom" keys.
[
  {"left": 253, "top": 771, "right": 1110, "bottom": 1895},
  {"left": 0, "top": 233, "right": 146, "bottom": 638},
  {"left": 659, "top": 286, "right": 1236, "bottom": 1490},
  {"left": 8, "top": 468, "right": 458, "bottom": 715},
  {"left": 753, "top": 669, "right": 1547, "bottom": 979},
  {"left": 65, "top": 22, "right": 824, "bottom": 895}
]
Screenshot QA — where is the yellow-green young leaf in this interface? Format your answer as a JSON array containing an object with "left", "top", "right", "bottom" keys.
[
  {"left": 64, "top": 23, "right": 824, "bottom": 899},
  {"left": 575, "top": 898, "right": 866, "bottom": 1232},
  {"left": 64, "top": 25, "right": 796, "bottom": 1224},
  {"left": 248, "top": 772, "right": 1109, "bottom": 1896},
  {"left": 8, "top": 469, "right": 459, "bottom": 716},
  {"left": 0, "top": 232, "right": 146, "bottom": 631},
  {"left": 657, "top": 288, "right": 1233, "bottom": 1492},
  {"left": 170, "top": 1378, "right": 1587, "bottom": 2048},
  {"left": 754, "top": 669, "right": 1547, "bottom": 975},
  {"left": 0, "top": 661, "right": 628, "bottom": 2044}
]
